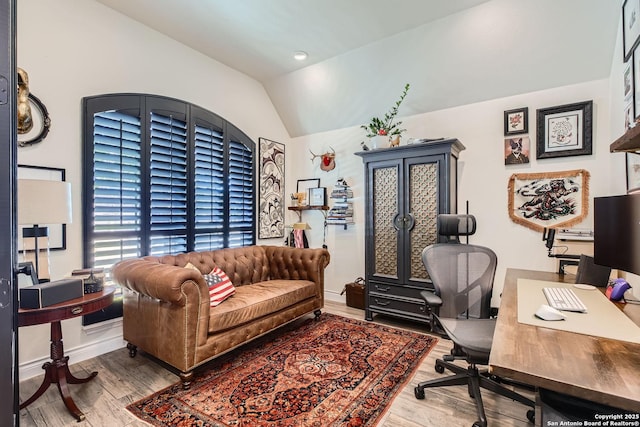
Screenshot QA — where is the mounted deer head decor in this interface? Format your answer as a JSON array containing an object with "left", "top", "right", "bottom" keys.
[{"left": 309, "top": 147, "right": 336, "bottom": 172}]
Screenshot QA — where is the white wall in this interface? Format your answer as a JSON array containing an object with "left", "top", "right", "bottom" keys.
[
  {"left": 292, "top": 78, "right": 626, "bottom": 306},
  {"left": 16, "top": 0, "right": 292, "bottom": 378}
]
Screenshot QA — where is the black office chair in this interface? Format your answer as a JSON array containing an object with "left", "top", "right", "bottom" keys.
[{"left": 414, "top": 214, "right": 534, "bottom": 427}]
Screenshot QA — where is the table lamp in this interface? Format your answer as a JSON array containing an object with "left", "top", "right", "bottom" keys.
[{"left": 18, "top": 179, "right": 72, "bottom": 282}]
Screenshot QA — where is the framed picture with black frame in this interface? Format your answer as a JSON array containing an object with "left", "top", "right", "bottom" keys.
[
  {"left": 309, "top": 187, "right": 327, "bottom": 207},
  {"left": 623, "top": 0, "right": 640, "bottom": 62},
  {"left": 626, "top": 152, "right": 640, "bottom": 194},
  {"left": 17, "top": 164, "right": 67, "bottom": 251},
  {"left": 503, "top": 107, "right": 528, "bottom": 136},
  {"left": 536, "top": 100, "right": 593, "bottom": 159},
  {"left": 634, "top": 43, "right": 640, "bottom": 121}
]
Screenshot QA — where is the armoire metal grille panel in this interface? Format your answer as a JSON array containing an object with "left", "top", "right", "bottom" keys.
[
  {"left": 373, "top": 166, "right": 398, "bottom": 276},
  {"left": 409, "top": 162, "right": 438, "bottom": 279}
]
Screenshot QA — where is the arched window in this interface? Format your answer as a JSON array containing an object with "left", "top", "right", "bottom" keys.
[{"left": 82, "top": 94, "right": 255, "bottom": 273}]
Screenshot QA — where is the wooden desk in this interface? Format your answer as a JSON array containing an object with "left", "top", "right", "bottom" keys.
[
  {"left": 19, "top": 287, "right": 115, "bottom": 421},
  {"left": 489, "top": 269, "right": 640, "bottom": 413}
]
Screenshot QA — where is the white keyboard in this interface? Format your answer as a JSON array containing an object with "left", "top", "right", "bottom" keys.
[{"left": 543, "top": 287, "right": 588, "bottom": 312}]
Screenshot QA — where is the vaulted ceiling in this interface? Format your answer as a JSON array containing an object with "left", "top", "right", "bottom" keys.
[{"left": 96, "top": 0, "right": 620, "bottom": 138}]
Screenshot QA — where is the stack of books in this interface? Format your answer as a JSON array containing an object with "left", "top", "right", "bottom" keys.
[{"left": 327, "top": 182, "right": 354, "bottom": 225}]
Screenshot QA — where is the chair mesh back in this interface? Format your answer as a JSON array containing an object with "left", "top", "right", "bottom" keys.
[{"left": 422, "top": 243, "right": 497, "bottom": 319}]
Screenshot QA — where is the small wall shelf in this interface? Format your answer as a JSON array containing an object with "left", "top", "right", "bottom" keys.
[{"left": 287, "top": 205, "right": 329, "bottom": 223}]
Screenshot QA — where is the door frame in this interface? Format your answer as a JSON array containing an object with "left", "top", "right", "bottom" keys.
[{"left": 0, "top": 0, "right": 19, "bottom": 424}]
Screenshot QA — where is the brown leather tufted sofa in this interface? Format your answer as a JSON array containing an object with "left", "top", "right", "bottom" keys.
[{"left": 112, "top": 245, "right": 330, "bottom": 388}]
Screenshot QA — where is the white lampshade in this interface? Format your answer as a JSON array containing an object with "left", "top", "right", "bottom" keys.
[{"left": 18, "top": 179, "right": 73, "bottom": 225}]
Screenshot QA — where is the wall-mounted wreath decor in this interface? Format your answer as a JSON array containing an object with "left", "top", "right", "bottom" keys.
[{"left": 17, "top": 67, "right": 50, "bottom": 147}]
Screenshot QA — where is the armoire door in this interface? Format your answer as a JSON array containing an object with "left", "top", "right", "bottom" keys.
[
  {"left": 402, "top": 155, "right": 441, "bottom": 287},
  {"left": 368, "top": 158, "right": 402, "bottom": 283}
]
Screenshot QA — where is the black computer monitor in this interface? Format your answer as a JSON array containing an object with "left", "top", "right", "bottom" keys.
[{"left": 594, "top": 193, "right": 640, "bottom": 276}]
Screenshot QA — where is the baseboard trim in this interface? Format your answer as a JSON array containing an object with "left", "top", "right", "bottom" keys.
[{"left": 325, "top": 289, "right": 344, "bottom": 303}]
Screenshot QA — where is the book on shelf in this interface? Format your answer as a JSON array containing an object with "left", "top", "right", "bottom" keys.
[
  {"left": 330, "top": 187, "right": 353, "bottom": 199},
  {"left": 326, "top": 218, "right": 354, "bottom": 224}
]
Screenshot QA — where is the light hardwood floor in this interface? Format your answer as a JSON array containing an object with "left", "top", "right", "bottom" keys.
[{"left": 19, "top": 301, "right": 534, "bottom": 427}]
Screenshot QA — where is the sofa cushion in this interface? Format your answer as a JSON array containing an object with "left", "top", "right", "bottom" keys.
[
  {"left": 204, "top": 267, "right": 236, "bottom": 306},
  {"left": 207, "top": 279, "right": 316, "bottom": 334}
]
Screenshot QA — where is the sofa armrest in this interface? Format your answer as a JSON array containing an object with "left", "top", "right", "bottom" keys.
[
  {"left": 112, "top": 258, "right": 208, "bottom": 306},
  {"left": 113, "top": 258, "right": 211, "bottom": 368}
]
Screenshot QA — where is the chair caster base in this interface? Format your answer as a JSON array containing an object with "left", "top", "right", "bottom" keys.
[
  {"left": 527, "top": 409, "right": 535, "bottom": 423},
  {"left": 414, "top": 386, "right": 425, "bottom": 400}
]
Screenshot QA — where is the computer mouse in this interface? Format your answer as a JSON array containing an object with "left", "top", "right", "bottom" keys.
[
  {"left": 608, "top": 279, "right": 632, "bottom": 301},
  {"left": 535, "top": 304, "right": 567, "bottom": 321}
]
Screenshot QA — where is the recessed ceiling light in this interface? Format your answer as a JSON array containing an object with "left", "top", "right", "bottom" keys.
[{"left": 294, "top": 51, "right": 308, "bottom": 61}]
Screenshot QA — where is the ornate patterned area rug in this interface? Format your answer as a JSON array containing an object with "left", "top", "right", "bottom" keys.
[{"left": 127, "top": 313, "right": 437, "bottom": 426}]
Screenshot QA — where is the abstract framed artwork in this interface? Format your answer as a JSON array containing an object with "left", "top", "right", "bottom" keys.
[
  {"left": 503, "top": 107, "right": 528, "bottom": 136},
  {"left": 623, "top": 0, "right": 640, "bottom": 62},
  {"left": 536, "top": 100, "right": 593, "bottom": 159},
  {"left": 17, "top": 164, "right": 67, "bottom": 251},
  {"left": 258, "top": 137, "right": 285, "bottom": 239},
  {"left": 508, "top": 169, "right": 590, "bottom": 232}
]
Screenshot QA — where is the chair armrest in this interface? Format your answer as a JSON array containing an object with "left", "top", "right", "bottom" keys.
[{"left": 420, "top": 290, "right": 443, "bottom": 308}]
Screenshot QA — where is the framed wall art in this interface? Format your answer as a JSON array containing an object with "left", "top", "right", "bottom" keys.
[
  {"left": 504, "top": 136, "right": 530, "bottom": 165},
  {"left": 626, "top": 152, "right": 640, "bottom": 193},
  {"left": 634, "top": 43, "right": 640, "bottom": 121},
  {"left": 308, "top": 187, "right": 327, "bottom": 207},
  {"left": 625, "top": 100, "right": 635, "bottom": 130},
  {"left": 17, "top": 164, "right": 67, "bottom": 251},
  {"left": 508, "top": 169, "right": 590, "bottom": 233},
  {"left": 258, "top": 137, "right": 286, "bottom": 239},
  {"left": 623, "top": 0, "right": 640, "bottom": 62},
  {"left": 536, "top": 100, "right": 593, "bottom": 159},
  {"left": 293, "top": 178, "right": 320, "bottom": 207},
  {"left": 624, "top": 60, "right": 633, "bottom": 102},
  {"left": 503, "top": 107, "right": 528, "bottom": 136}
]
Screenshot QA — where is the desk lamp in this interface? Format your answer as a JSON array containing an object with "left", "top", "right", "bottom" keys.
[{"left": 18, "top": 179, "right": 72, "bottom": 282}]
